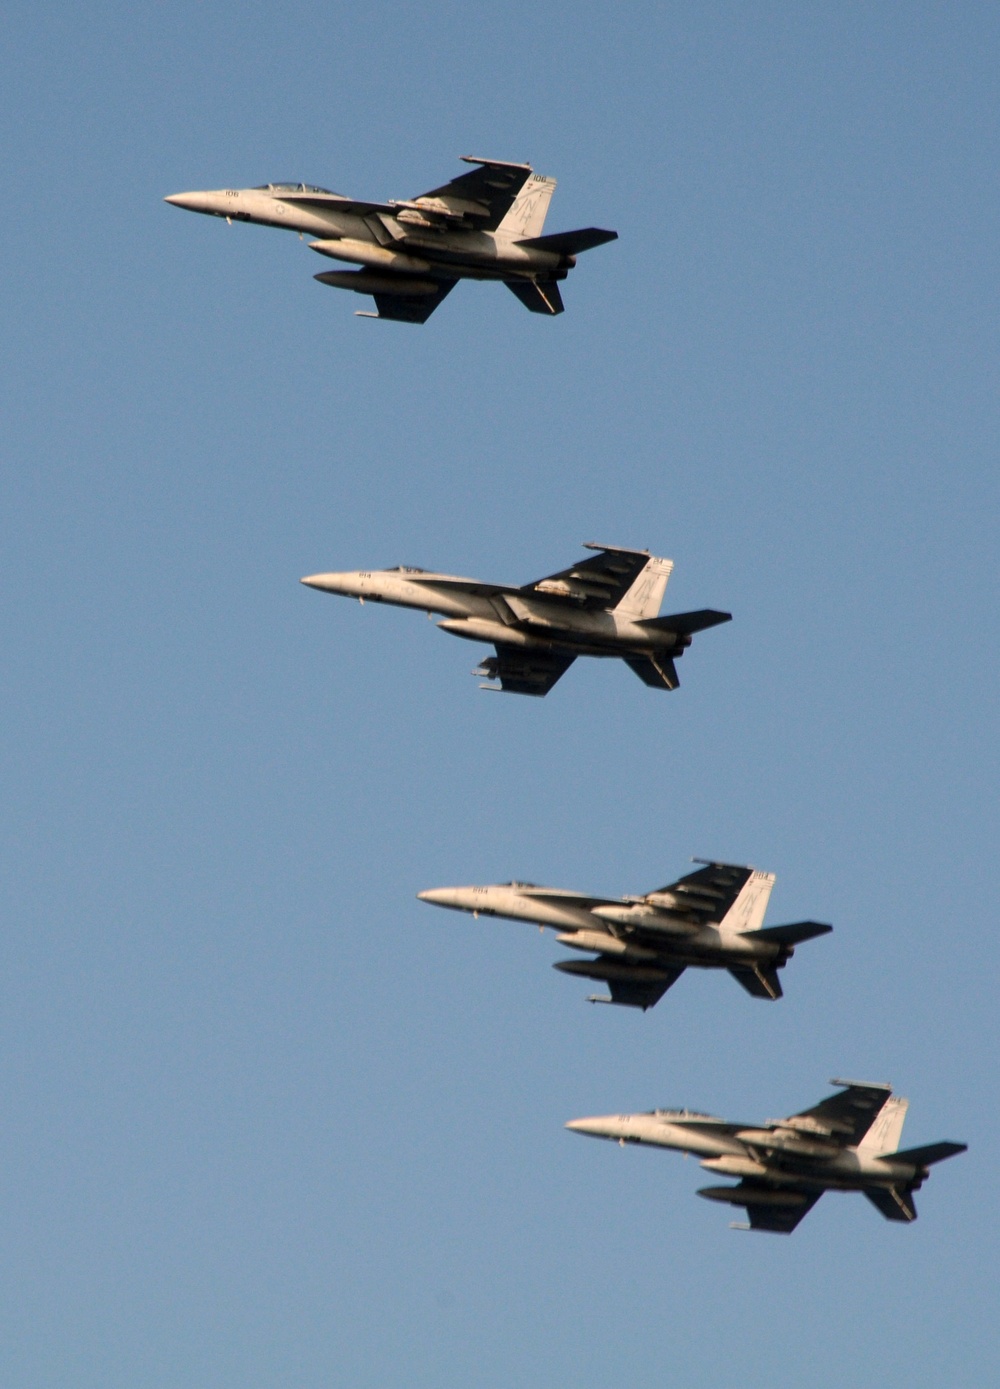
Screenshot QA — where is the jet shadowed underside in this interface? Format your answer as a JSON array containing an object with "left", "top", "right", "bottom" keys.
[
  {"left": 419, "top": 860, "right": 832, "bottom": 1008},
  {"left": 567, "top": 1080, "right": 966, "bottom": 1233},
  {"left": 301, "top": 544, "right": 731, "bottom": 696},
  {"left": 166, "top": 157, "right": 617, "bottom": 322}
]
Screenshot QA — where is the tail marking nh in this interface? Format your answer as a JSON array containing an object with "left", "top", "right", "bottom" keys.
[
  {"left": 614, "top": 557, "right": 674, "bottom": 620},
  {"left": 858, "top": 1096, "right": 909, "bottom": 1155},
  {"left": 498, "top": 174, "right": 557, "bottom": 239}
]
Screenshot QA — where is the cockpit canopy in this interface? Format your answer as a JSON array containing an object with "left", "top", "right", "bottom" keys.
[
  {"left": 252, "top": 182, "right": 342, "bottom": 195},
  {"left": 652, "top": 1108, "right": 716, "bottom": 1120}
]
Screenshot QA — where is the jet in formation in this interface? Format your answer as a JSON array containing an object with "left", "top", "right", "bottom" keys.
[
  {"left": 301, "top": 544, "right": 730, "bottom": 697},
  {"left": 165, "top": 157, "right": 617, "bottom": 323},
  {"left": 567, "top": 1080, "right": 966, "bottom": 1233},
  {"left": 419, "top": 860, "right": 831, "bottom": 1008}
]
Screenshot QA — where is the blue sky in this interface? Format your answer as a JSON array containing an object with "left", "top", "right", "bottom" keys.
[{"left": 2, "top": 3, "right": 998, "bottom": 1385}]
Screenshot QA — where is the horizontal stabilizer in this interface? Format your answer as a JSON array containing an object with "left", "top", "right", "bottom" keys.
[
  {"left": 728, "top": 964, "right": 783, "bottom": 1000},
  {"left": 891, "top": 1141, "right": 968, "bottom": 1168},
  {"left": 623, "top": 653, "right": 679, "bottom": 691},
  {"left": 639, "top": 609, "right": 732, "bottom": 636},
  {"left": 752, "top": 920, "right": 833, "bottom": 947},
  {"left": 865, "top": 1187, "right": 917, "bottom": 1222},
  {"left": 516, "top": 227, "right": 618, "bottom": 255},
  {"left": 505, "top": 279, "right": 564, "bottom": 315}
]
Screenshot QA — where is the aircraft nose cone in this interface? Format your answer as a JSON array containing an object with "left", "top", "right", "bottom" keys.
[
  {"left": 416, "top": 888, "right": 467, "bottom": 910},
  {"left": 164, "top": 190, "right": 222, "bottom": 214},
  {"left": 565, "top": 1116, "right": 614, "bottom": 1137},
  {"left": 301, "top": 573, "right": 337, "bottom": 592}
]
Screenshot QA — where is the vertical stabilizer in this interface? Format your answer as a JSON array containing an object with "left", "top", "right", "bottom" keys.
[
  {"left": 858, "top": 1095, "right": 909, "bottom": 1154},
  {"left": 498, "top": 174, "right": 557, "bottom": 238},
  {"left": 721, "top": 871, "right": 776, "bottom": 935},
  {"left": 614, "top": 557, "right": 674, "bottom": 620}
]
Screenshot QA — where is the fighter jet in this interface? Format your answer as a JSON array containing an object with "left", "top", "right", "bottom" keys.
[
  {"left": 567, "top": 1080, "right": 966, "bottom": 1233},
  {"left": 419, "top": 860, "right": 830, "bottom": 1008},
  {"left": 301, "top": 544, "right": 729, "bottom": 697},
  {"left": 165, "top": 157, "right": 617, "bottom": 322}
]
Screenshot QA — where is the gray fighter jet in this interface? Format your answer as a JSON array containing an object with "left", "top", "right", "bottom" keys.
[
  {"left": 567, "top": 1080, "right": 966, "bottom": 1233},
  {"left": 165, "top": 157, "right": 616, "bottom": 322},
  {"left": 419, "top": 861, "right": 831, "bottom": 1008},
  {"left": 301, "top": 544, "right": 730, "bottom": 696}
]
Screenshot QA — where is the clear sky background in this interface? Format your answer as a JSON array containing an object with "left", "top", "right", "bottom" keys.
[{"left": 2, "top": 3, "right": 998, "bottom": 1386}]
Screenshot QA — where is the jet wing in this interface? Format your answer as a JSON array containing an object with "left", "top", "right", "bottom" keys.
[
  {"left": 414, "top": 157, "right": 534, "bottom": 230},
  {"left": 478, "top": 646, "right": 576, "bottom": 696},
  {"left": 698, "top": 1180, "right": 822, "bottom": 1233},
  {"left": 744, "top": 1188, "right": 822, "bottom": 1234},
  {"left": 554, "top": 958, "right": 685, "bottom": 1010},
  {"left": 524, "top": 544, "right": 653, "bottom": 609},
  {"left": 789, "top": 1081, "right": 894, "bottom": 1148},
  {"left": 606, "top": 968, "right": 683, "bottom": 1010},
  {"left": 367, "top": 279, "right": 458, "bottom": 324},
  {"left": 644, "top": 862, "right": 755, "bottom": 927}
]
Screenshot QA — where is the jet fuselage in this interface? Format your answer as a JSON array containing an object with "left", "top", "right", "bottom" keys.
[
  {"left": 300, "top": 568, "right": 695, "bottom": 659},
  {"left": 164, "top": 187, "right": 568, "bottom": 282},
  {"left": 565, "top": 1111, "right": 938, "bottom": 1192},
  {"left": 417, "top": 882, "right": 789, "bottom": 966}
]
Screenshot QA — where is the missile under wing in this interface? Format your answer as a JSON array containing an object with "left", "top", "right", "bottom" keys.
[
  {"left": 567, "top": 1080, "right": 966, "bottom": 1234},
  {"left": 301, "top": 543, "right": 731, "bottom": 696},
  {"left": 165, "top": 157, "right": 617, "bottom": 322}
]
